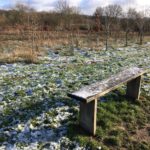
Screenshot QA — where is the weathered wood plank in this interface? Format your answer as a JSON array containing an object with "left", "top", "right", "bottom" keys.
[
  {"left": 126, "top": 76, "right": 141, "bottom": 100},
  {"left": 80, "top": 99, "right": 97, "bottom": 135},
  {"left": 68, "top": 67, "right": 146, "bottom": 103}
]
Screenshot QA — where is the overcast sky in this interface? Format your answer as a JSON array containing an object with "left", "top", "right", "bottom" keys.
[{"left": 0, "top": 0, "right": 150, "bottom": 14}]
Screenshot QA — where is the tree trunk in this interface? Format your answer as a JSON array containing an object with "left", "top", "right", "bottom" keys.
[
  {"left": 105, "top": 30, "right": 108, "bottom": 50},
  {"left": 125, "top": 31, "right": 128, "bottom": 46},
  {"left": 139, "top": 30, "right": 143, "bottom": 45}
]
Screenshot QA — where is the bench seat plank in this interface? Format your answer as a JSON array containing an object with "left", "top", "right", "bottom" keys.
[{"left": 68, "top": 67, "right": 146, "bottom": 103}]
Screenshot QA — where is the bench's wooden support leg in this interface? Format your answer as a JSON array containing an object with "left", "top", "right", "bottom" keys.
[
  {"left": 126, "top": 76, "right": 141, "bottom": 100},
  {"left": 80, "top": 99, "right": 97, "bottom": 135}
]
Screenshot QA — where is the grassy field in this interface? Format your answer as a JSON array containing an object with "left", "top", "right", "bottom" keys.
[
  {"left": 0, "top": 32, "right": 150, "bottom": 149},
  {"left": 0, "top": 30, "right": 146, "bottom": 64}
]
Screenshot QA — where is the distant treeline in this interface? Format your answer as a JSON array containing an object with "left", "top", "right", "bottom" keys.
[
  {"left": 0, "top": 0, "right": 150, "bottom": 46},
  {"left": 0, "top": 2, "right": 149, "bottom": 31}
]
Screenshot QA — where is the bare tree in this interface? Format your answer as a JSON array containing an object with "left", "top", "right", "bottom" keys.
[
  {"left": 135, "top": 11, "right": 146, "bottom": 45},
  {"left": 0, "top": 14, "right": 6, "bottom": 26},
  {"left": 56, "top": 0, "right": 70, "bottom": 14},
  {"left": 144, "top": 8, "right": 150, "bottom": 36},
  {"left": 127, "top": 8, "right": 146, "bottom": 45},
  {"left": 94, "top": 7, "right": 103, "bottom": 32},
  {"left": 103, "top": 4, "right": 122, "bottom": 50},
  {"left": 56, "top": 0, "right": 80, "bottom": 30},
  {"left": 122, "top": 8, "right": 136, "bottom": 46},
  {"left": 14, "top": 3, "right": 34, "bottom": 12},
  {"left": 94, "top": 7, "right": 103, "bottom": 47}
]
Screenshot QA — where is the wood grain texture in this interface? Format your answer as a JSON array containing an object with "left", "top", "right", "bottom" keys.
[
  {"left": 126, "top": 76, "right": 141, "bottom": 100},
  {"left": 80, "top": 99, "right": 97, "bottom": 135},
  {"left": 68, "top": 67, "right": 146, "bottom": 103}
]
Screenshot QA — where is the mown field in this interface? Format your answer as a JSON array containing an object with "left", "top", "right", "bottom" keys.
[{"left": 0, "top": 37, "right": 150, "bottom": 149}]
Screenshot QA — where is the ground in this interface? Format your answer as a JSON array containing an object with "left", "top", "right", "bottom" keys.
[{"left": 0, "top": 42, "right": 150, "bottom": 149}]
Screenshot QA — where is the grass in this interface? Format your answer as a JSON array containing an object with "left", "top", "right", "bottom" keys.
[
  {"left": 0, "top": 30, "right": 149, "bottom": 149},
  {"left": 1, "top": 31, "right": 149, "bottom": 64},
  {"left": 0, "top": 30, "right": 149, "bottom": 64},
  {"left": 67, "top": 87, "right": 150, "bottom": 150},
  {"left": 0, "top": 47, "right": 38, "bottom": 64}
]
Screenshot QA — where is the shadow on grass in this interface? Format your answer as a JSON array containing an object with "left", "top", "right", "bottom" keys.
[
  {"left": 67, "top": 89, "right": 150, "bottom": 149},
  {"left": 0, "top": 88, "right": 149, "bottom": 149},
  {"left": 0, "top": 96, "right": 77, "bottom": 147}
]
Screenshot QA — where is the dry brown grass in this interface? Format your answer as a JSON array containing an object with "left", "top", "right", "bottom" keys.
[
  {"left": 0, "top": 30, "right": 150, "bottom": 64},
  {"left": 0, "top": 47, "right": 38, "bottom": 64}
]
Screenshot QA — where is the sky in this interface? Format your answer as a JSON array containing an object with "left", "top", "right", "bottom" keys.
[{"left": 0, "top": 0, "right": 150, "bottom": 15}]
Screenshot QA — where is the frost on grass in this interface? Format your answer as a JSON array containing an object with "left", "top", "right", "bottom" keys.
[
  {"left": 0, "top": 44, "right": 150, "bottom": 149},
  {"left": 72, "top": 67, "right": 145, "bottom": 100}
]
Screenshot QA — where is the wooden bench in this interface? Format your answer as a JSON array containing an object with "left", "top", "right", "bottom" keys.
[{"left": 68, "top": 67, "right": 146, "bottom": 135}]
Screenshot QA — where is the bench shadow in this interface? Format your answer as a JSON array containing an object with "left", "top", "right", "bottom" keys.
[
  {"left": 0, "top": 96, "right": 76, "bottom": 147},
  {"left": 100, "top": 88, "right": 137, "bottom": 103},
  {"left": 0, "top": 88, "right": 141, "bottom": 147},
  {"left": 0, "top": 98, "right": 51, "bottom": 128}
]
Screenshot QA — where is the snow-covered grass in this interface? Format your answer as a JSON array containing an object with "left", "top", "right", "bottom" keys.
[{"left": 0, "top": 43, "right": 150, "bottom": 149}]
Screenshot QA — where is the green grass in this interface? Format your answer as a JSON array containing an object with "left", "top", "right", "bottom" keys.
[
  {"left": 67, "top": 87, "right": 150, "bottom": 150},
  {"left": 0, "top": 40, "right": 149, "bottom": 149}
]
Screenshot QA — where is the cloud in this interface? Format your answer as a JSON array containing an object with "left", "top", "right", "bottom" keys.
[
  {"left": 28, "top": 0, "right": 56, "bottom": 11},
  {"left": 0, "top": 0, "right": 150, "bottom": 14},
  {"left": 23, "top": 0, "right": 82, "bottom": 12},
  {"left": 27, "top": 0, "right": 82, "bottom": 11},
  {"left": 80, "top": 0, "right": 150, "bottom": 14}
]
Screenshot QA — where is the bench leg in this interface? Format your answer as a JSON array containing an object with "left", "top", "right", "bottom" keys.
[
  {"left": 126, "top": 76, "right": 141, "bottom": 100},
  {"left": 80, "top": 99, "right": 97, "bottom": 135}
]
